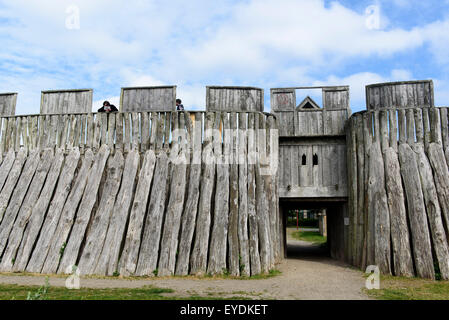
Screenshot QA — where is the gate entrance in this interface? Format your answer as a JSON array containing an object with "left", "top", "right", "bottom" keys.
[{"left": 279, "top": 200, "right": 347, "bottom": 262}]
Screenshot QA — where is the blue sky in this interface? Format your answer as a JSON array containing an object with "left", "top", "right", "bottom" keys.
[{"left": 1, "top": 0, "right": 449, "bottom": 114}]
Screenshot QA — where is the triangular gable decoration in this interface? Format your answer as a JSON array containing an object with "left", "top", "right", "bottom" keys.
[{"left": 297, "top": 96, "right": 321, "bottom": 110}]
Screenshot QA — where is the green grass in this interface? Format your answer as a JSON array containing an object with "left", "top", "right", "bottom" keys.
[
  {"left": 365, "top": 275, "right": 449, "bottom": 300},
  {"left": 291, "top": 231, "right": 327, "bottom": 245},
  {"left": 0, "top": 270, "right": 281, "bottom": 281},
  {"left": 0, "top": 283, "right": 259, "bottom": 300},
  {"left": 0, "top": 284, "right": 177, "bottom": 300}
]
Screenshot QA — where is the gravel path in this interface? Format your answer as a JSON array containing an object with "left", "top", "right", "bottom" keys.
[{"left": 0, "top": 231, "right": 369, "bottom": 300}]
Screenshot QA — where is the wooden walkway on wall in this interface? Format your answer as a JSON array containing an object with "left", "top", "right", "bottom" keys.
[
  {"left": 0, "top": 111, "right": 280, "bottom": 277},
  {"left": 347, "top": 107, "right": 449, "bottom": 279}
]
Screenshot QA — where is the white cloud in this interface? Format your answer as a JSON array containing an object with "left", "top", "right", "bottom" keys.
[{"left": 1, "top": 0, "right": 449, "bottom": 114}]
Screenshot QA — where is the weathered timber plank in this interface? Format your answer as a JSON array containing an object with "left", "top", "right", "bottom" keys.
[
  {"left": 95, "top": 150, "right": 139, "bottom": 276},
  {"left": 135, "top": 151, "right": 170, "bottom": 276},
  {"left": 228, "top": 112, "right": 240, "bottom": 276},
  {"left": 14, "top": 148, "right": 72, "bottom": 272},
  {"left": 118, "top": 150, "right": 156, "bottom": 276},
  {"left": 0, "top": 149, "right": 27, "bottom": 224},
  {"left": 78, "top": 151, "right": 124, "bottom": 275},
  {"left": 247, "top": 113, "right": 261, "bottom": 275},
  {"left": 415, "top": 143, "right": 449, "bottom": 280},
  {"left": 398, "top": 143, "right": 435, "bottom": 279},
  {"left": 0, "top": 151, "right": 15, "bottom": 194},
  {"left": 26, "top": 148, "right": 88, "bottom": 273},
  {"left": 0, "top": 150, "right": 40, "bottom": 254},
  {"left": 57, "top": 145, "right": 110, "bottom": 274},
  {"left": 157, "top": 135, "right": 187, "bottom": 276},
  {"left": 190, "top": 112, "right": 216, "bottom": 275},
  {"left": 427, "top": 143, "right": 449, "bottom": 247},
  {"left": 238, "top": 113, "right": 250, "bottom": 276},
  {"left": 347, "top": 117, "right": 357, "bottom": 266},
  {"left": 175, "top": 113, "right": 202, "bottom": 276},
  {"left": 383, "top": 147, "right": 414, "bottom": 277},
  {"left": 0, "top": 149, "right": 54, "bottom": 272},
  {"left": 208, "top": 113, "right": 230, "bottom": 275}
]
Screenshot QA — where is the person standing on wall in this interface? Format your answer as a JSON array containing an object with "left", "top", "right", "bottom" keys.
[
  {"left": 98, "top": 101, "right": 118, "bottom": 113},
  {"left": 176, "top": 99, "right": 184, "bottom": 111}
]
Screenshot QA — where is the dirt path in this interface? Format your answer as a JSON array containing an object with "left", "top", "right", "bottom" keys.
[{"left": 0, "top": 232, "right": 369, "bottom": 300}]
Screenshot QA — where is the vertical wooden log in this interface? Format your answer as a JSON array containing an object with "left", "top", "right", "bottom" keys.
[
  {"left": 14, "top": 117, "right": 21, "bottom": 153},
  {"left": 0, "top": 150, "right": 40, "bottom": 254},
  {"left": 6, "top": 118, "right": 14, "bottom": 153},
  {"left": 208, "top": 113, "right": 230, "bottom": 275},
  {"left": 190, "top": 112, "right": 216, "bottom": 276},
  {"left": 158, "top": 114, "right": 188, "bottom": 276},
  {"left": 422, "top": 108, "right": 431, "bottom": 150},
  {"left": 95, "top": 150, "right": 140, "bottom": 276},
  {"left": 107, "top": 112, "right": 116, "bottom": 151},
  {"left": 18, "top": 148, "right": 79, "bottom": 272},
  {"left": 123, "top": 113, "right": 131, "bottom": 154},
  {"left": 439, "top": 108, "right": 449, "bottom": 165},
  {"left": 73, "top": 115, "right": 81, "bottom": 148},
  {"left": 0, "top": 148, "right": 54, "bottom": 272},
  {"left": 85, "top": 113, "right": 93, "bottom": 150},
  {"left": 0, "top": 118, "right": 7, "bottom": 157},
  {"left": 27, "top": 148, "right": 88, "bottom": 273},
  {"left": 78, "top": 150, "right": 124, "bottom": 275},
  {"left": 164, "top": 112, "right": 171, "bottom": 151},
  {"left": 57, "top": 145, "right": 110, "bottom": 274},
  {"left": 99, "top": 113, "right": 108, "bottom": 146},
  {"left": 141, "top": 112, "right": 150, "bottom": 152},
  {"left": 31, "top": 117, "right": 38, "bottom": 151},
  {"left": 21, "top": 117, "right": 28, "bottom": 154},
  {"left": 80, "top": 114, "right": 87, "bottom": 155},
  {"left": 430, "top": 108, "right": 442, "bottom": 146},
  {"left": 406, "top": 109, "right": 415, "bottom": 146},
  {"left": 0, "top": 151, "right": 15, "bottom": 194},
  {"left": 347, "top": 116, "right": 357, "bottom": 267},
  {"left": 238, "top": 113, "right": 250, "bottom": 276},
  {"left": 93, "top": 114, "right": 101, "bottom": 152},
  {"left": 428, "top": 142, "right": 449, "bottom": 249},
  {"left": 363, "top": 112, "right": 375, "bottom": 268},
  {"left": 247, "top": 113, "right": 261, "bottom": 275},
  {"left": 415, "top": 142, "right": 449, "bottom": 280},
  {"left": 0, "top": 149, "right": 27, "bottom": 224},
  {"left": 135, "top": 151, "right": 170, "bottom": 276},
  {"left": 228, "top": 112, "right": 240, "bottom": 276},
  {"left": 175, "top": 113, "right": 202, "bottom": 276},
  {"left": 398, "top": 142, "right": 435, "bottom": 279},
  {"left": 61, "top": 115, "right": 71, "bottom": 151},
  {"left": 255, "top": 112, "right": 270, "bottom": 273},
  {"left": 131, "top": 112, "right": 140, "bottom": 151},
  {"left": 115, "top": 113, "right": 123, "bottom": 153},
  {"left": 355, "top": 115, "right": 366, "bottom": 269},
  {"left": 118, "top": 150, "right": 156, "bottom": 276},
  {"left": 383, "top": 139, "right": 414, "bottom": 276},
  {"left": 12, "top": 148, "right": 65, "bottom": 272}
]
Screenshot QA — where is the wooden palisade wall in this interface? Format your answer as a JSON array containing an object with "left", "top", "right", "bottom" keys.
[
  {"left": 0, "top": 93, "right": 17, "bottom": 116},
  {"left": 40, "top": 89, "right": 93, "bottom": 114},
  {"left": 0, "top": 111, "right": 280, "bottom": 277},
  {"left": 366, "top": 80, "right": 434, "bottom": 110},
  {"left": 206, "top": 86, "right": 264, "bottom": 112},
  {"left": 120, "top": 86, "right": 177, "bottom": 112},
  {"left": 346, "top": 106, "right": 449, "bottom": 279}
]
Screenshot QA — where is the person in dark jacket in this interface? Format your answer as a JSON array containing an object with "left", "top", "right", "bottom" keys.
[
  {"left": 98, "top": 101, "right": 118, "bottom": 113},
  {"left": 176, "top": 99, "right": 184, "bottom": 111}
]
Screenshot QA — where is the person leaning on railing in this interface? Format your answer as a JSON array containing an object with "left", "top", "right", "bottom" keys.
[
  {"left": 98, "top": 101, "right": 118, "bottom": 113},
  {"left": 176, "top": 99, "right": 184, "bottom": 111}
]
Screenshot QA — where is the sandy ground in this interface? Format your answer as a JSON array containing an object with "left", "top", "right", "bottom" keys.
[{"left": 0, "top": 229, "right": 369, "bottom": 300}]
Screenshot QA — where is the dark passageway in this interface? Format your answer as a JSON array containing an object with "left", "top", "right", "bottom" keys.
[{"left": 280, "top": 200, "right": 348, "bottom": 263}]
